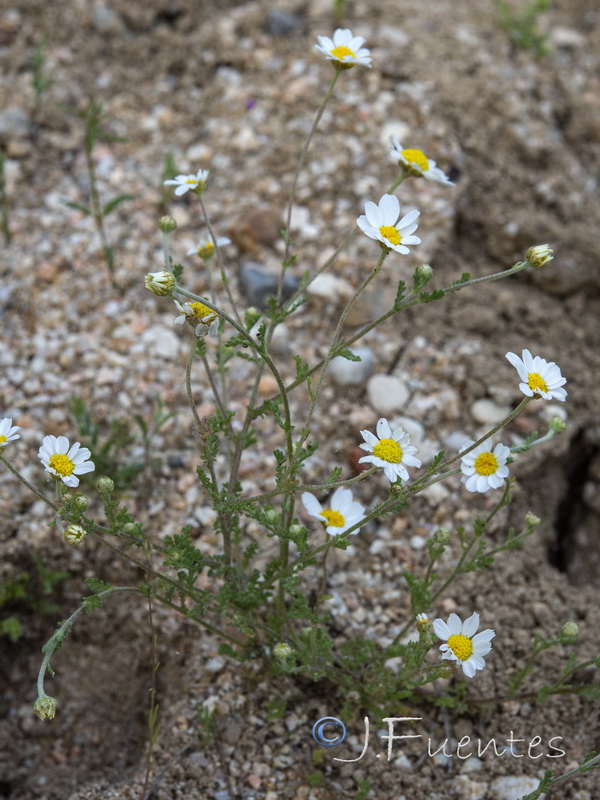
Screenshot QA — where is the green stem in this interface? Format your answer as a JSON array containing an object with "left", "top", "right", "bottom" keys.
[
  {"left": 37, "top": 586, "right": 137, "bottom": 700},
  {"left": 0, "top": 454, "right": 59, "bottom": 512}
]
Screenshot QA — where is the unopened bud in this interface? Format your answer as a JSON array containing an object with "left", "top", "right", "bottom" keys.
[
  {"left": 34, "top": 695, "right": 57, "bottom": 721},
  {"left": 96, "top": 476, "right": 114, "bottom": 495},
  {"left": 72, "top": 494, "right": 90, "bottom": 512},
  {"left": 433, "top": 527, "right": 450, "bottom": 546},
  {"left": 244, "top": 307, "right": 262, "bottom": 330},
  {"left": 273, "top": 643, "right": 293, "bottom": 660},
  {"left": 158, "top": 215, "right": 177, "bottom": 234},
  {"left": 549, "top": 417, "right": 566, "bottom": 434},
  {"left": 413, "top": 263, "right": 434, "bottom": 291},
  {"left": 526, "top": 244, "right": 553, "bottom": 269},
  {"left": 524, "top": 512, "right": 541, "bottom": 528},
  {"left": 122, "top": 522, "right": 138, "bottom": 535},
  {"left": 561, "top": 621, "right": 579, "bottom": 639}
]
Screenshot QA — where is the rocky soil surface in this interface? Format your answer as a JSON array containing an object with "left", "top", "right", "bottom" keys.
[{"left": 1, "top": 1, "right": 600, "bottom": 799}]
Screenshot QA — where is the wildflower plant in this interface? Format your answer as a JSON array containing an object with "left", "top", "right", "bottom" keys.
[{"left": 3, "top": 30, "right": 599, "bottom": 793}]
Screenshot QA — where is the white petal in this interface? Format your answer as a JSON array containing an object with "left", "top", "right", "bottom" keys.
[
  {"left": 446, "top": 613, "right": 463, "bottom": 635},
  {"left": 376, "top": 418, "right": 392, "bottom": 439},
  {"left": 378, "top": 194, "right": 400, "bottom": 225},
  {"left": 301, "top": 492, "right": 322, "bottom": 517},
  {"left": 363, "top": 200, "right": 383, "bottom": 228},
  {"left": 462, "top": 612, "right": 480, "bottom": 637},
  {"left": 330, "top": 486, "right": 352, "bottom": 510},
  {"left": 433, "top": 618, "right": 450, "bottom": 640},
  {"left": 397, "top": 208, "right": 420, "bottom": 228}
]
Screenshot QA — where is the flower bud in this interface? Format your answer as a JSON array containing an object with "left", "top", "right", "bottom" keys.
[
  {"left": 244, "top": 307, "right": 262, "bottom": 330},
  {"left": 273, "top": 643, "right": 293, "bottom": 660},
  {"left": 549, "top": 417, "right": 566, "bottom": 434},
  {"left": 526, "top": 244, "right": 553, "bottom": 269},
  {"left": 416, "top": 613, "right": 431, "bottom": 632},
  {"left": 64, "top": 524, "right": 87, "bottom": 544},
  {"left": 34, "top": 695, "right": 57, "bottom": 721},
  {"left": 145, "top": 270, "right": 176, "bottom": 296},
  {"left": 122, "top": 522, "right": 138, "bottom": 535},
  {"left": 561, "top": 621, "right": 579, "bottom": 639},
  {"left": 524, "top": 512, "right": 541, "bottom": 528},
  {"left": 433, "top": 527, "right": 450, "bottom": 546},
  {"left": 72, "top": 494, "right": 90, "bottom": 512},
  {"left": 413, "top": 263, "right": 434, "bottom": 291},
  {"left": 158, "top": 215, "right": 177, "bottom": 234},
  {"left": 96, "top": 476, "right": 114, "bottom": 495}
]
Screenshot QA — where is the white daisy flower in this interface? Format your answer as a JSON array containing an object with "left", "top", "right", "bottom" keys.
[
  {"left": 389, "top": 137, "right": 455, "bottom": 186},
  {"left": 315, "top": 28, "right": 372, "bottom": 68},
  {"left": 433, "top": 612, "right": 495, "bottom": 678},
  {"left": 0, "top": 417, "right": 21, "bottom": 447},
  {"left": 459, "top": 438, "right": 511, "bottom": 493},
  {"left": 174, "top": 299, "right": 220, "bottom": 337},
  {"left": 145, "top": 270, "right": 175, "bottom": 296},
  {"left": 301, "top": 486, "right": 366, "bottom": 536},
  {"left": 186, "top": 237, "right": 231, "bottom": 260},
  {"left": 505, "top": 349, "right": 567, "bottom": 402},
  {"left": 164, "top": 169, "right": 209, "bottom": 196},
  {"left": 38, "top": 435, "right": 95, "bottom": 488},
  {"left": 356, "top": 194, "right": 421, "bottom": 255},
  {"left": 358, "top": 417, "right": 422, "bottom": 483}
]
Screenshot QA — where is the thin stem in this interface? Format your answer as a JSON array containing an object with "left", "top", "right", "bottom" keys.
[
  {"left": 185, "top": 340, "right": 203, "bottom": 434},
  {"left": 199, "top": 348, "right": 233, "bottom": 436},
  {"left": 282, "top": 66, "right": 342, "bottom": 264},
  {"left": 257, "top": 260, "right": 531, "bottom": 413},
  {"left": 37, "top": 586, "right": 137, "bottom": 699},
  {"left": 437, "top": 396, "right": 532, "bottom": 471},
  {"left": 85, "top": 134, "right": 113, "bottom": 274},
  {"left": 304, "top": 249, "right": 388, "bottom": 434},
  {"left": 0, "top": 455, "right": 59, "bottom": 512}
]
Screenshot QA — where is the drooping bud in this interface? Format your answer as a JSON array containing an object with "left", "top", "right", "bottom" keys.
[{"left": 34, "top": 695, "right": 57, "bottom": 721}]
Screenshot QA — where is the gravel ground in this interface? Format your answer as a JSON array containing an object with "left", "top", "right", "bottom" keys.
[{"left": 1, "top": 1, "right": 600, "bottom": 798}]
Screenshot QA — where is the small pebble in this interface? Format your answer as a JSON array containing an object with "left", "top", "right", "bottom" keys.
[{"left": 367, "top": 375, "right": 410, "bottom": 415}]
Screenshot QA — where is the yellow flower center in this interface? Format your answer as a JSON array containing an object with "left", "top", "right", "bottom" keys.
[
  {"left": 49, "top": 453, "right": 75, "bottom": 477},
  {"left": 331, "top": 45, "right": 356, "bottom": 60},
  {"left": 527, "top": 372, "right": 548, "bottom": 394},
  {"left": 402, "top": 148, "right": 429, "bottom": 171},
  {"left": 372, "top": 438, "right": 403, "bottom": 464},
  {"left": 320, "top": 509, "right": 345, "bottom": 528},
  {"left": 190, "top": 302, "right": 217, "bottom": 322},
  {"left": 379, "top": 226, "right": 401, "bottom": 246},
  {"left": 0, "top": 435, "right": 7, "bottom": 445},
  {"left": 447, "top": 633, "right": 473, "bottom": 661},
  {"left": 185, "top": 177, "right": 199, "bottom": 185},
  {"left": 198, "top": 243, "right": 215, "bottom": 258},
  {"left": 474, "top": 452, "right": 498, "bottom": 476}
]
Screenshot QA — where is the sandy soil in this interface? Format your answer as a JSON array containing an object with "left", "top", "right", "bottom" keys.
[{"left": 1, "top": 1, "right": 600, "bottom": 798}]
